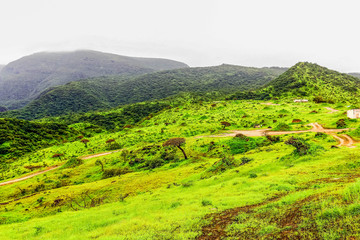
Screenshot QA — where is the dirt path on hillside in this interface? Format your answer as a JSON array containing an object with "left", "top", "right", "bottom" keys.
[
  {"left": 196, "top": 123, "right": 356, "bottom": 147},
  {"left": 196, "top": 123, "right": 350, "bottom": 138},
  {"left": 0, "top": 149, "right": 121, "bottom": 187},
  {"left": 325, "top": 107, "right": 339, "bottom": 113},
  {"left": 331, "top": 134, "right": 355, "bottom": 148},
  {"left": 80, "top": 150, "right": 122, "bottom": 160},
  {"left": 197, "top": 194, "right": 286, "bottom": 240},
  {"left": 0, "top": 165, "right": 60, "bottom": 186},
  {"left": 260, "top": 102, "right": 280, "bottom": 106}
]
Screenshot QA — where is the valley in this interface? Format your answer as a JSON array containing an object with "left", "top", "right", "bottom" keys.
[
  {"left": 1, "top": 97, "right": 360, "bottom": 239},
  {"left": 1, "top": 60, "right": 360, "bottom": 239}
]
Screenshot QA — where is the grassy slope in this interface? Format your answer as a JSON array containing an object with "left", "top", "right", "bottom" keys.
[{"left": 1, "top": 100, "right": 360, "bottom": 239}]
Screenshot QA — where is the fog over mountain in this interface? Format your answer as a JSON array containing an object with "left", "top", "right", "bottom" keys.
[{"left": 0, "top": 50, "right": 188, "bottom": 109}]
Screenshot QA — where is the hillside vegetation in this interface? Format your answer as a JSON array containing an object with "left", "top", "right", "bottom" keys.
[
  {"left": 1, "top": 99, "right": 360, "bottom": 239},
  {"left": 3, "top": 62, "right": 360, "bottom": 239},
  {"left": 267, "top": 62, "right": 360, "bottom": 102},
  {"left": 0, "top": 118, "right": 75, "bottom": 160},
  {"left": 2, "top": 64, "right": 286, "bottom": 119},
  {"left": 0, "top": 50, "right": 188, "bottom": 109}
]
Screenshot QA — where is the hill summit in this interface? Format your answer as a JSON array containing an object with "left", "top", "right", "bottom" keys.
[
  {"left": 266, "top": 62, "right": 360, "bottom": 102},
  {"left": 0, "top": 50, "right": 188, "bottom": 109}
]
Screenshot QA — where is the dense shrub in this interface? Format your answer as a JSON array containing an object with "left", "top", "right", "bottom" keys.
[
  {"left": 102, "top": 167, "right": 132, "bottom": 179},
  {"left": 274, "top": 123, "right": 292, "bottom": 131},
  {"left": 62, "top": 157, "right": 83, "bottom": 168},
  {"left": 284, "top": 137, "right": 310, "bottom": 156},
  {"left": 228, "top": 137, "right": 264, "bottom": 154},
  {"left": 0, "top": 118, "right": 75, "bottom": 159},
  {"left": 336, "top": 119, "right": 347, "bottom": 128}
]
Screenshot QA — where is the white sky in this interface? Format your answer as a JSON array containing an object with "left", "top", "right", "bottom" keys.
[{"left": 0, "top": 0, "right": 359, "bottom": 72}]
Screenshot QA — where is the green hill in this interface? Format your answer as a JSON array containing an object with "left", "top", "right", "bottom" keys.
[
  {"left": 265, "top": 62, "right": 360, "bottom": 102},
  {"left": 0, "top": 50, "right": 188, "bottom": 109},
  {"left": 3, "top": 64, "right": 286, "bottom": 119},
  {"left": 2, "top": 98, "right": 360, "bottom": 239}
]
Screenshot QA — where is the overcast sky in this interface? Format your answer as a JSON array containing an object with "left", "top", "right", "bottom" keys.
[{"left": 0, "top": 0, "right": 359, "bottom": 72}]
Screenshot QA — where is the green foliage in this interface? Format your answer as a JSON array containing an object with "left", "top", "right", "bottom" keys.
[
  {"left": 274, "top": 123, "right": 292, "bottom": 131},
  {"left": 343, "top": 181, "right": 360, "bottom": 203},
  {"left": 62, "top": 157, "right": 83, "bottom": 168},
  {"left": 102, "top": 167, "right": 132, "bottom": 179},
  {"left": 201, "top": 199, "right": 212, "bottom": 206},
  {"left": 284, "top": 137, "right": 310, "bottom": 156},
  {"left": 228, "top": 136, "right": 264, "bottom": 155},
  {"left": 336, "top": 119, "right": 347, "bottom": 128},
  {"left": 266, "top": 62, "right": 360, "bottom": 103},
  {"left": 0, "top": 118, "right": 75, "bottom": 159},
  {"left": 204, "top": 156, "right": 238, "bottom": 177},
  {"left": 1, "top": 65, "right": 285, "bottom": 119}
]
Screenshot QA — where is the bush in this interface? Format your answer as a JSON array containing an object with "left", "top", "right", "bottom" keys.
[
  {"left": 249, "top": 173, "right": 258, "bottom": 178},
  {"left": 228, "top": 137, "right": 263, "bottom": 154},
  {"left": 336, "top": 119, "right": 347, "bottom": 128},
  {"left": 204, "top": 156, "right": 238, "bottom": 177},
  {"left": 284, "top": 137, "right": 310, "bottom": 156},
  {"left": 106, "top": 142, "right": 122, "bottom": 150},
  {"left": 144, "top": 158, "right": 164, "bottom": 169},
  {"left": 201, "top": 199, "right": 212, "bottom": 206},
  {"left": 313, "top": 96, "right": 326, "bottom": 103},
  {"left": 315, "top": 132, "right": 327, "bottom": 138},
  {"left": 240, "top": 157, "right": 253, "bottom": 165},
  {"left": 102, "top": 167, "right": 132, "bottom": 179},
  {"left": 274, "top": 123, "right": 292, "bottom": 131},
  {"left": 62, "top": 157, "right": 83, "bottom": 168}
]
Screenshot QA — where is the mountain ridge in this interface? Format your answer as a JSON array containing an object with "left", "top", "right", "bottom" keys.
[
  {"left": 2, "top": 64, "right": 286, "bottom": 119},
  {"left": 0, "top": 50, "right": 188, "bottom": 109}
]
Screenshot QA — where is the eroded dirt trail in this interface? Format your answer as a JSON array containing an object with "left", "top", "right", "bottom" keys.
[
  {"left": 197, "top": 194, "right": 285, "bottom": 240},
  {"left": 196, "top": 123, "right": 350, "bottom": 137},
  {"left": 324, "top": 107, "right": 339, "bottom": 113},
  {"left": 331, "top": 134, "right": 355, "bottom": 147},
  {"left": 0, "top": 165, "right": 60, "bottom": 186},
  {"left": 196, "top": 122, "right": 356, "bottom": 147},
  {"left": 0, "top": 150, "right": 121, "bottom": 187}
]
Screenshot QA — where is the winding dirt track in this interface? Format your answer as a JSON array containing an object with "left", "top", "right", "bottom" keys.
[
  {"left": 331, "top": 134, "right": 355, "bottom": 148},
  {"left": 324, "top": 107, "right": 339, "bottom": 113},
  {"left": 197, "top": 123, "right": 349, "bottom": 138},
  {"left": 196, "top": 123, "right": 355, "bottom": 147},
  {"left": 0, "top": 150, "right": 121, "bottom": 187},
  {"left": 0, "top": 165, "right": 61, "bottom": 186}
]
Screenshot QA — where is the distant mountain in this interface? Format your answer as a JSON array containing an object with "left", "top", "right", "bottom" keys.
[
  {"left": 3, "top": 64, "right": 286, "bottom": 119},
  {"left": 0, "top": 65, "right": 4, "bottom": 72},
  {"left": 349, "top": 73, "right": 360, "bottom": 79},
  {"left": 265, "top": 62, "right": 360, "bottom": 102},
  {"left": 0, "top": 50, "right": 188, "bottom": 109}
]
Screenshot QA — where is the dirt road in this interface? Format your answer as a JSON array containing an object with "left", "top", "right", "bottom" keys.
[
  {"left": 196, "top": 123, "right": 349, "bottom": 138},
  {"left": 325, "top": 107, "right": 339, "bottom": 113},
  {"left": 80, "top": 150, "right": 122, "bottom": 160},
  {"left": 196, "top": 123, "right": 356, "bottom": 147},
  {"left": 331, "top": 134, "right": 355, "bottom": 148},
  {"left": 0, "top": 165, "right": 60, "bottom": 186},
  {"left": 0, "top": 149, "right": 121, "bottom": 187}
]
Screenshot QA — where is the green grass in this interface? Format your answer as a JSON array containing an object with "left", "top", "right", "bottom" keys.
[{"left": 1, "top": 99, "right": 360, "bottom": 239}]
